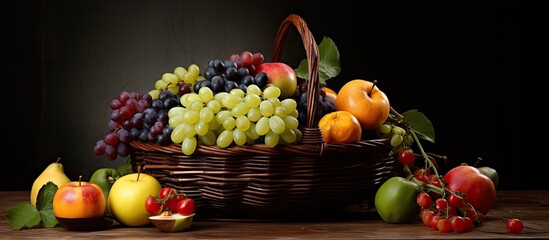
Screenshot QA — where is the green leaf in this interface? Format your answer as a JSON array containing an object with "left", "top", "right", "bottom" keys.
[
  {"left": 36, "top": 182, "right": 57, "bottom": 211},
  {"left": 39, "top": 209, "right": 58, "bottom": 228},
  {"left": 117, "top": 158, "right": 134, "bottom": 176},
  {"left": 294, "top": 36, "right": 341, "bottom": 86},
  {"left": 5, "top": 203, "right": 41, "bottom": 230},
  {"left": 402, "top": 109, "right": 435, "bottom": 143}
]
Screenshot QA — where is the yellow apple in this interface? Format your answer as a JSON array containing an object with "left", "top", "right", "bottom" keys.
[{"left": 108, "top": 173, "right": 162, "bottom": 227}]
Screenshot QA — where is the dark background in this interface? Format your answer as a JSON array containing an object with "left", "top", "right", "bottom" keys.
[{"left": 3, "top": 1, "right": 537, "bottom": 191}]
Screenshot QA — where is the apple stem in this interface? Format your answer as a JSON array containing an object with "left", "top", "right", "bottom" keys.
[
  {"left": 56, "top": 157, "right": 61, "bottom": 164},
  {"left": 78, "top": 175, "right": 82, "bottom": 187},
  {"left": 368, "top": 80, "right": 378, "bottom": 97},
  {"left": 473, "top": 157, "right": 482, "bottom": 167},
  {"left": 136, "top": 165, "right": 142, "bottom": 182}
]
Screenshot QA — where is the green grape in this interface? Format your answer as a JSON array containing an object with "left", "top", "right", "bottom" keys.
[
  {"left": 378, "top": 124, "right": 393, "bottom": 134},
  {"left": 188, "top": 64, "right": 200, "bottom": 77},
  {"left": 236, "top": 116, "right": 251, "bottom": 131},
  {"left": 199, "top": 130, "right": 216, "bottom": 146},
  {"left": 186, "top": 93, "right": 201, "bottom": 105},
  {"left": 208, "top": 119, "right": 220, "bottom": 131},
  {"left": 155, "top": 79, "right": 168, "bottom": 90},
  {"left": 216, "top": 129, "right": 234, "bottom": 148},
  {"left": 255, "top": 116, "right": 270, "bottom": 136},
  {"left": 199, "top": 87, "right": 214, "bottom": 102},
  {"left": 207, "top": 100, "right": 221, "bottom": 113},
  {"left": 390, "top": 134, "right": 404, "bottom": 147},
  {"left": 283, "top": 115, "right": 299, "bottom": 130},
  {"left": 392, "top": 126, "right": 407, "bottom": 136},
  {"left": 182, "top": 72, "right": 196, "bottom": 84},
  {"left": 214, "top": 92, "right": 229, "bottom": 103},
  {"left": 196, "top": 75, "right": 206, "bottom": 81},
  {"left": 246, "top": 137, "right": 256, "bottom": 145},
  {"left": 179, "top": 94, "right": 189, "bottom": 107},
  {"left": 230, "top": 88, "right": 245, "bottom": 98},
  {"left": 404, "top": 135, "right": 414, "bottom": 146},
  {"left": 167, "top": 85, "right": 179, "bottom": 95},
  {"left": 294, "top": 128, "right": 302, "bottom": 142},
  {"left": 280, "top": 128, "right": 297, "bottom": 143},
  {"left": 190, "top": 101, "right": 204, "bottom": 112},
  {"left": 182, "top": 110, "right": 200, "bottom": 124},
  {"left": 233, "top": 129, "right": 247, "bottom": 146},
  {"left": 171, "top": 124, "right": 186, "bottom": 144},
  {"left": 244, "top": 94, "right": 261, "bottom": 108},
  {"left": 182, "top": 123, "right": 197, "bottom": 137},
  {"left": 216, "top": 110, "right": 232, "bottom": 124},
  {"left": 162, "top": 73, "right": 179, "bottom": 85},
  {"left": 174, "top": 66, "right": 187, "bottom": 80},
  {"left": 263, "top": 86, "right": 281, "bottom": 99},
  {"left": 222, "top": 117, "right": 236, "bottom": 130},
  {"left": 195, "top": 120, "right": 209, "bottom": 136},
  {"left": 148, "top": 89, "right": 160, "bottom": 100},
  {"left": 247, "top": 108, "right": 262, "bottom": 122},
  {"left": 222, "top": 94, "right": 242, "bottom": 109},
  {"left": 267, "top": 97, "right": 281, "bottom": 108},
  {"left": 269, "top": 115, "right": 285, "bottom": 134},
  {"left": 247, "top": 84, "right": 262, "bottom": 95},
  {"left": 274, "top": 106, "right": 286, "bottom": 117},
  {"left": 264, "top": 130, "right": 280, "bottom": 148},
  {"left": 259, "top": 101, "right": 274, "bottom": 117},
  {"left": 281, "top": 99, "right": 297, "bottom": 113},
  {"left": 168, "top": 106, "right": 185, "bottom": 118},
  {"left": 181, "top": 137, "right": 197, "bottom": 155},
  {"left": 200, "top": 107, "right": 214, "bottom": 123},
  {"left": 245, "top": 123, "right": 260, "bottom": 140},
  {"left": 168, "top": 114, "right": 185, "bottom": 127},
  {"left": 289, "top": 109, "right": 299, "bottom": 118},
  {"left": 232, "top": 102, "right": 250, "bottom": 117}
]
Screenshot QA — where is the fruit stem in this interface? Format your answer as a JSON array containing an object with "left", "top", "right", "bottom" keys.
[
  {"left": 56, "top": 157, "right": 61, "bottom": 164},
  {"left": 79, "top": 175, "right": 82, "bottom": 187},
  {"left": 368, "top": 80, "right": 378, "bottom": 97},
  {"left": 136, "top": 165, "right": 142, "bottom": 182}
]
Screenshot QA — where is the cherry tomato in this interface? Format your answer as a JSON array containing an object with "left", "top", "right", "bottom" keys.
[
  {"left": 430, "top": 215, "right": 442, "bottom": 229},
  {"left": 159, "top": 187, "right": 179, "bottom": 211},
  {"left": 416, "top": 192, "right": 432, "bottom": 208},
  {"left": 398, "top": 149, "right": 416, "bottom": 165},
  {"left": 448, "top": 193, "right": 465, "bottom": 209},
  {"left": 506, "top": 218, "right": 524, "bottom": 233},
  {"left": 421, "top": 209, "right": 435, "bottom": 226},
  {"left": 435, "top": 198, "right": 448, "bottom": 211},
  {"left": 450, "top": 216, "right": 465, "bottom": 233},
  {"left": 462, "top": 216, "right": 474, "bottom": 231},
  {"left": 437, "top": 218, "right": 452, "bottom": 233},
  {"left": 145, "top": 195, "right": 163, "bottom": 215},
  {"left": 176, "top": 198, "right": 196, "bottom": 216}
]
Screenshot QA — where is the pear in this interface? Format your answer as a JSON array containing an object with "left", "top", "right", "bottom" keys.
[{"left": 30, "top": 157, "right": 71, "bottom": 206}]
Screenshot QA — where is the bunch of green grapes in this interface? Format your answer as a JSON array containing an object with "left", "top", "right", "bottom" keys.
[
  {"left": 378, "top": 123, "right": 413, "bottom": 155},
  {"left": 148, "top": 64, "right": 205, "bottom": 99},
  {"left": 168, "top": 84, "right": 301, "bottom": 155}
]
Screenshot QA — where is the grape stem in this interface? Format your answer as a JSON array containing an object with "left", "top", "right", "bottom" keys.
[{"left": 390, "top": 107, "right": 446, "bottom": 193}]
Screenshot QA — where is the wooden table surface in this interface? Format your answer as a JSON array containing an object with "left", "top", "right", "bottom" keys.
[{"left": 1, "top": 190, "right": 548, "bottom": 239}]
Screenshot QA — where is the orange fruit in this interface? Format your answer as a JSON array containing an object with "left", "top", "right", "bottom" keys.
[
  {"left": 323, "top": 87, "right": 337, "bottom": 105},
  {"left": 318, "top": 111, "right": 362, "bottom": 144},
  {"left": 335, "top": 79, "right": 390, "bottom": 129}
]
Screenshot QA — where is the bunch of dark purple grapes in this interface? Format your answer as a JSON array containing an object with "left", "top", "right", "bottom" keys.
[
  {"left": 296, "top": 82, "right": 336, "bottom": 126},
  {"left": 193, "top": 51, "right": 269, "bottom": 94},
  {"left": 94, "top": 90, "right": 180, "bottom": 161}
]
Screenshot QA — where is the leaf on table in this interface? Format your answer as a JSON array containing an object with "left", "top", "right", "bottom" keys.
[
  {"left": 39, "top": 209, "right": 58, "bottom": 228},
  {"left": 402, "top": 109, "right": 435, "bottom": 143},
  {"left": 5, "top": 203, "right": 41, "bottom": 230},
  {"left": 294, "top": 36, "right": 341, "bottom": 86}
]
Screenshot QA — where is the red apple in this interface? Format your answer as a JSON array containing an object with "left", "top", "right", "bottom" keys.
[
  {"left": 53, "top": 177, "right": 106, "bottom": 219},
  {"left": 255, "top": 62, "right": 297, "bottom": 99}
]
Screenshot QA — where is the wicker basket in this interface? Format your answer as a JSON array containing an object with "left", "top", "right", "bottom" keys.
[{"left": 130, "top": 14, "right": 395, "bottom": 220}]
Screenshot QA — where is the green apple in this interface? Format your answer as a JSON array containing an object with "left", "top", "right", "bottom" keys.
[
  {"left": 90, "top": 168, "right": 121, "bottom": 215},
  {"left": 374, "top": 176, "right": 420, "bottom": 223},
  {"left": 478, "top": 166, "right": 499, "bottom": 189},
  {"left": 108, "top": 173, "right": 162, "bottom": 227},
  {"left": 255, "top": 62, "right": 297, "bottom": 99}
]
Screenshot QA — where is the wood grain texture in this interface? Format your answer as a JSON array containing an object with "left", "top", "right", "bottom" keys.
[{"left": 1, "top": 190, "right": 548, "bottom": 239}]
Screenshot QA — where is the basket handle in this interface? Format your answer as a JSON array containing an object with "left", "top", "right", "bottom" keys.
[{"left": 271, "top": 14, "right": 325, "bottom": 148}]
